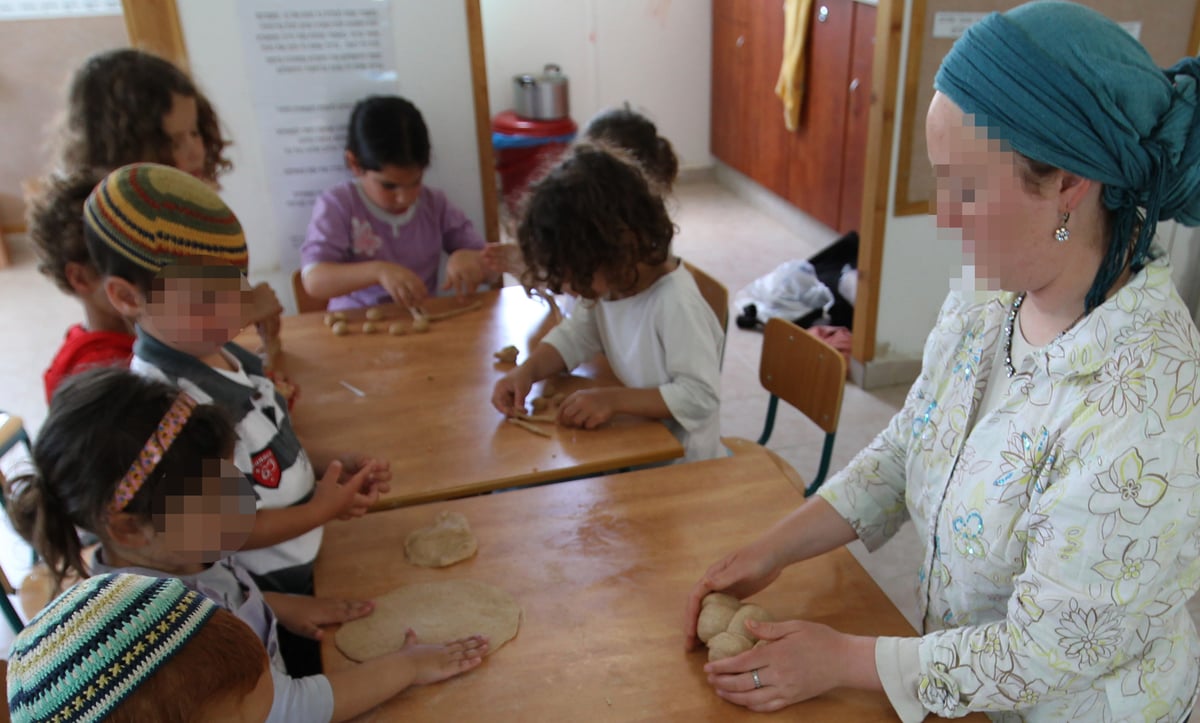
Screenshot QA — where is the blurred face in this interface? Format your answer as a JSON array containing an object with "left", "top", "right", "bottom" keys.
[
  {"left": 163, "top": 93, "right": 206, "bottom": 180},
  {"left": 355, "top": 163, "right": 424, "bottom": 215},
  {"left": 139, "top": 262, "right": 251, "bottom": 357},
  {"left": 153, "top": 458, "right": 257, "bottom": 566},
  {"left": 925, "top": 91, "right": 1062, "bottom": 291}
]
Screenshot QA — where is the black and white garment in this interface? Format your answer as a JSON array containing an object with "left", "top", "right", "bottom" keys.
[{"left": 131, "top": 329, "right": 320, "bottom": 595}]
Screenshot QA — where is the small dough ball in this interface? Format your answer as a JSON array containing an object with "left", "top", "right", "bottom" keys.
[
  {"left": 697, "top": 602, "right": 737, "bottom": 643},
  {"left": 707, "top": 632, "right": 754, "bottom": 662},
  {"left": 702, "top": 592, "right": 740, "bottom": 610},
  {"left": 388, "top": 322, "right": 407, "bottom": 336},
  {"left": 493, "top": 345, "right": 519, "bottom": 363},
  {"left": 323, "top": 312, "right": 337, "bottom": 327},
  {"left": 331, "top": 320, "right": 349, "bottom": 336},
  {"left": 365, "top": 308, "right": 384, "bottom": 321},
  {"left": 412, "top": 316, "right": 431, "bottom": 333},
  {"left": 727, "top": 603, "right": 772, "bottom": 641},
  {"left": 362, "top": 321, "right": 379, "bottom": 334}
]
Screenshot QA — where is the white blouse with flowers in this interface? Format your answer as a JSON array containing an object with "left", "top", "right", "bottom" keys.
[{"left": 819, "top": 255, "right": 1200, "bottom": 722}]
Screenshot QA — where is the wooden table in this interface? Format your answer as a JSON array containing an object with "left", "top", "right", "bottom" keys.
[
  {"left": 272, "top": 287, "right": 683, "bottom": 509},
  {"left": 316, "top": 453, "right": 982, "bottom": 721}
]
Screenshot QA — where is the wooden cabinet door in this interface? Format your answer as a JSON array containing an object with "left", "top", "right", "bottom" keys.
[
  {"left": 786, "top": 0, "right": 854, "bottom": 230},
  {"left": 711, "top": 12, "right": 751, "bottom": 174},
  {"left": 746, "top": 0, "right": 792, "bottom": 199},
  {"left": 838, "top": 1, "right": 876, "bottom": 234}
]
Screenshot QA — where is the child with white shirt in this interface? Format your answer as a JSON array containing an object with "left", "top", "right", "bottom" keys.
[{"left": 491, "top": 143, "right": 723, "bottom": 461}]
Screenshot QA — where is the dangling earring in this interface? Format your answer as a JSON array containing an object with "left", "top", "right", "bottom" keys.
[{"left": 1054, "top": 211, "right": 1071, "bottom": 243}]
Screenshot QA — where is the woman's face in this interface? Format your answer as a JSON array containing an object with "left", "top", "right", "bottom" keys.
[{"left": 925, "top": 91, "right": 1063, "bottom": 291}]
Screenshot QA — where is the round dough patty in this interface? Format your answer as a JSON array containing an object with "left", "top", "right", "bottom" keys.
[{"left": 336, "top": 579, "right": 521, "bottom": 661}]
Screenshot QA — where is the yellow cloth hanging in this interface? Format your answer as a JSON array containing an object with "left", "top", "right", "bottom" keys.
[{"left": 775, "top": 0, "right": 815, "bottom": 131}]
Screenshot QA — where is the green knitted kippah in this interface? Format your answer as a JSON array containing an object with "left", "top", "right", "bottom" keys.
[
  {"left": 84, "top": 163, "right": 248, "bottom": 273},
  {"left": 7, "top": 573, "right": 218, "bottom": 723}
]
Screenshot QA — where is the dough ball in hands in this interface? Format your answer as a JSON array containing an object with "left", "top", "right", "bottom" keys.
[
  {"left": 727, "top": 603, "right": 772, "bottom": 642},
  {"left": 697, "top": 602, "right": 737, "bottom": 643},
  {"left": 701, "top": 592, "right": 740, "bottom": 611},
  {"left": 707, "top": 631, "right": 754, "bottom": 662},
  {"left": 405, "top": 511, "right": 478, "bottom": 568}
]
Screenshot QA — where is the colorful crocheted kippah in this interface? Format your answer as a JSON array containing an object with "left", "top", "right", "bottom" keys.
[
  {"left": 7, "top": 573, "right": 218, "bottom": 723},
  {"left": 84, "top": 163, "right": 248, "bottom": 273}
]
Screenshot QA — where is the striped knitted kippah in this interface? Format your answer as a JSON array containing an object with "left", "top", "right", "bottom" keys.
[
  {"left": 84, "top": 163, "right": 248, "bottom": 273},
  {"left": 7, "top": 573, "right": 218, "bottom": 723}
]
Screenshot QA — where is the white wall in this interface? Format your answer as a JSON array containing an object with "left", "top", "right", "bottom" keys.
[
  {"left": 176, "top": 0, "right": 486, "bottom": 308},
  {"left": 480, "top": 0, "right": 712, "bottom": 171}
]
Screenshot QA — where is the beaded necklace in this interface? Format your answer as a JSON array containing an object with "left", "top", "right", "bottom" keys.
[{"left": 1002, "top": 292, "right": 1087, "bottom": 377}]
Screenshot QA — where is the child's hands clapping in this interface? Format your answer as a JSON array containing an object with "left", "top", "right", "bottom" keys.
[
  {"left": 334, "top": 453, "right": 392, "bottom": 496},
  {"left": 396, "top": 628, "right": 490, "bottom": 685},
  {"left": 313, "top": 459, "right": 380, "bottom": 520},
  {"left": 262, "top": 592, "right": 375, "bottom": 641},
  {"left": 557, "top": 388, "right": 617, "bottom": 429},
  {"left": 376, "top": 261, "right": 428, "bottom": 308}
]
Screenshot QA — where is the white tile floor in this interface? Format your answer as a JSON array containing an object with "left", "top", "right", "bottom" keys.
[{"left": 1, "top": 179, "right": 1197, "bottom": 718}]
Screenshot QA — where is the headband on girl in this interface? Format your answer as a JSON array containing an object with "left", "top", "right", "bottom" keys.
[{"left": 108, "top": 393, "right": 198, "bottom": 514}]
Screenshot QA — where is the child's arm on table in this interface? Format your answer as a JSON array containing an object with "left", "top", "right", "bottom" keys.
[
  {"left": 328, "top": 630, "right": 489, "bottom": 722},
  {"left": 303, "top": 261, "right": 429, "bottom": 308},
  {"left": 240, "top": 460, "right": 380, "bottom": 551},
  {"left": 557, "top": 387, "right": 672, "bottom": 429},
  {"left": 261, "top": 591, "right": 374, "bottom": 640},
  {"left": 491, "top": 343, "right": 568, "bottom": 416}
]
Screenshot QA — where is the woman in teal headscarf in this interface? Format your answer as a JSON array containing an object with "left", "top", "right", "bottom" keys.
[{"left": 686, "top": 3, "right": 1200, "bottom": 720}]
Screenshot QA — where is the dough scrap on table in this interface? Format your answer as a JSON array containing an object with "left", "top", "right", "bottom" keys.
[
  {"left": 405, "top": 511, "right": 478, "bottom": 568},
  {"left": 335, "top": 579, "right": 521, "bottom": 661},
  {"left": 493, "top": 345, "right": 519, "bottom": 364},
  {"left": 507, "top": 417, "right": 552, "bottom": 437}
]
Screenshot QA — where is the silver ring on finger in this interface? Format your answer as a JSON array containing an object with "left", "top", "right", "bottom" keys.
[{"left": 752, "top": 668, "right": 763, "bottom": 689}]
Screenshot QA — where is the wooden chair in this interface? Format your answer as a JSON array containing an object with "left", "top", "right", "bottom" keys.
[
  {"left": 291, "top": 268, "right": 326, "bottom": 314},
  {"left": 682, "top": 261, "right": 730, "bottom": 367},
  {"left": 722, "top": 317, "right": 846, "bottom": 496},
  {"left": 0, "top": 412, "right": 30, "bottom": 462}
]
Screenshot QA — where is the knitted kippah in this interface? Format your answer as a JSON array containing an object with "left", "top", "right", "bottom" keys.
[
  {"left": 84, "top": 163, "right": 248, "bottom": 273},
  {"left": 7, "top": 573, "right": 218, "bottom": 723}
]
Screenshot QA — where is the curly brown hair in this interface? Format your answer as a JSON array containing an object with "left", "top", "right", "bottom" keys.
[
  {"left": 583, "top": 107, "right": 679, "bottom": 189},
  {"left": 53, "top": 49, "right": 231, "bottom": 182},
  {"left": 517, "top": 143, "right": 673, "bottom": 299},
  {"left": 26, "top": 170, "right": 102, "bottom": 294}
]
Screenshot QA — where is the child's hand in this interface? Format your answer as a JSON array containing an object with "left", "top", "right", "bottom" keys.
[
  {"left": 480, "top": 243, "right": 526, "bottom": 277},
  {"left": 265, "top": 592, "right": 375, "bottom": 641},
  {"left": 397, "top": 628, "right": 489, "bottom": 685},
  {"left": 312, "top": 459, "right": 380, "bottom": 521},
  {"left": 376, "top": 262, "right": 428, "bottom": 307},
  {"left": 335, "top": 453, "right": 392, "bottom": 496},
  {"left": 245, "top": 282, "right": 284, "bottom": 329},
  {"left": 492, "top": 367, "right": 533, "bottom": 416},
  {"left": 557, "top": 388, "right": 617, "bottom": 429},
  {"left": 443, "top": 249, "right": 486, "bottom": 297}
]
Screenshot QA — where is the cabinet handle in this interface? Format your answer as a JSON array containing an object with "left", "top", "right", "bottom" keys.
[
  {"left": 817, "top": 5, "right": 829, "bottom": 22},
  {"left": 736, "top": 35, "right": 745, "bottom": 48},
  {"left": 849, "top": 78, "right": 860, "bottom": 93}
]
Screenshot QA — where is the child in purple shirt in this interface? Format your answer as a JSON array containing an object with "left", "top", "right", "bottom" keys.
[{"left": 300, "top": 95, "right": 490, "bottom": 311}]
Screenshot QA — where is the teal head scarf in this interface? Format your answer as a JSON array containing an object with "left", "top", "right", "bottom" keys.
[{"left": 934, "top": 1, "right": 1200, "bottom": 311}]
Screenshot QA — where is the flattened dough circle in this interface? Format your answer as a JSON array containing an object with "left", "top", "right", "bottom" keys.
[
  {"left": 405, "top": 511, "right": 478, "bottom": 568},
  {"left": 336, "top": 580, "right": 521, "bottom": 661}
]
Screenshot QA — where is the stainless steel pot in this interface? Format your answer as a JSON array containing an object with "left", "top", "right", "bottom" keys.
[{"left": 512, "top": 64, "right": 569, "bottom": 120}]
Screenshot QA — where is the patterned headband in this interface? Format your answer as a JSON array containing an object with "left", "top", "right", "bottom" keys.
[{"left": 108, "top": 393, "right": 199, "bottom": 514}]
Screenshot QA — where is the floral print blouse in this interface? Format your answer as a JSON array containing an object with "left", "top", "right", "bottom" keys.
[{"left": 819, "top": 256, "right": 1200, "bottom": 721}]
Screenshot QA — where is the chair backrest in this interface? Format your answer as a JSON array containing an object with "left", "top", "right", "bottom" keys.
[
  {"left": 291, "top": 269, "right": 325, "bottom": 314},
  {"left": 759, "top": 317, "right": 846, "bottom": 435},
  {"left": 683, "top": 261, "right": 729, "bottom": 333}
]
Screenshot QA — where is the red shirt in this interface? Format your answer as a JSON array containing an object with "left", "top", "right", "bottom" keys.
[{"left": 43, "top": 324, "right": 135, "bottom": 402}]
